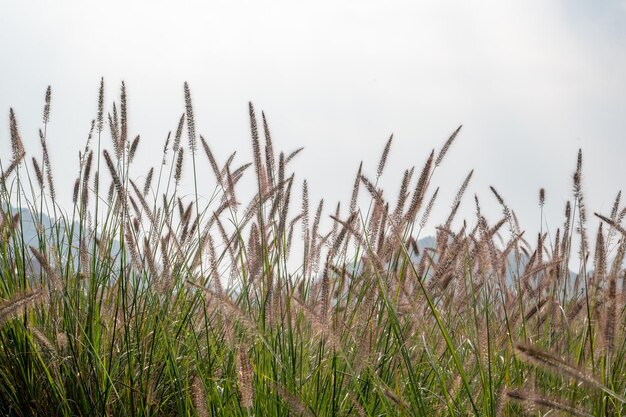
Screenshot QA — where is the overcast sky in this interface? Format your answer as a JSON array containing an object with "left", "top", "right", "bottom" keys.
[{"left": 1, "top": 0, "right": 625, "bottom": 241}]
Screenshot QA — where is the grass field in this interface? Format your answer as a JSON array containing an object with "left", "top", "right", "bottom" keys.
[{"left": 0, "top": 81, "right": 625, "bottom": 416}]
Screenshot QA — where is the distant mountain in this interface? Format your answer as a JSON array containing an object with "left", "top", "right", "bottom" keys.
[
  {"left": 2, "top": 207, "right": 121, "bottom": 279},
  {"left": 4, "top": 207, "right": 578, "bottom": 294},
  {"left": 414, "top": 232, "right": 577, "bottom": 292}
]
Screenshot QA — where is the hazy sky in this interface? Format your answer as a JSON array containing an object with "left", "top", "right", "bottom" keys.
[{"left": 1, "top": 0, "right": 625, "bottom": 240}]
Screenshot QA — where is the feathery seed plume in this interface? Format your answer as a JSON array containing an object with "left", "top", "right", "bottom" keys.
[
  {"left": 200, "top": 135, "right": 222, "bottom": 185},
  {"left": 103, "top": 150, "right": 124, "bottom": 197},
  {"left": 376, "top": 134, "right": 393, "bottom": 179},
  {"left": 144, "top": 167, "right": 153, "bottom": 196},
  {"left": 9, "top": 108, "right": 25, "bottom": 161},
  {"left": 43, "top": 86, "right": 52, "bottom": 124},
  {"left": 129, "top": 135, "right": 140, "bottom": 162},
  {"left": 349, "top": 162, "right": 363, "bottom": 216},
  {"left": 191, "top": 376, "right": 209, "bottom": 417},
  {"left": 72, "top": 178, "right": 80, "bottom": 204},
  {"left": 269, "top": 382, "right": 315, "bottom": 417},
  {"left": 97, "top": 78, "right": 104, "bottom": 132},
  {"left": 506, "top": 389, "right": 592, "bottom": 417},
  {"left": 515, "top": 343, "right": 609, "bottom": 394},
  {"left": 249, "top": 102, "right": 265, "bottom": 190},
  {"left": 40, "top": 134, "right": 56, "bottom": 200},
  {"left": 0, "top": 288, "right": 46, "bottom": 326},
  {"left": 237, "top": 345, "right": 254, "bottom": 409},
  {"left": 435, "top": 124, "right": 461, "bottom": 166},
  {"left": 393, "top": 168, "right": 412, "bottom": 221},
  {"left": 32, "top": 158, "right": 44, "bottom": 189},
  {"left": 175, "top": 148, "right": 184, "bottom": 184},
  {"left": 183, "top": 82, "right": 197, "bottom": 153},
  {"left": 120, "top": 82, "right": 128, "bottom": 151},
  {"left": 285, "top": 147, "right": 304, "bottom": 164},
  {"left": 419, "top": 187, "right": 439, "bottom": 228},
  {"left": 405, "top": 150, "right": 434, "bottom": 222},
  {"left": 173, "top": 113, "right": 185, "bottom": 153}
]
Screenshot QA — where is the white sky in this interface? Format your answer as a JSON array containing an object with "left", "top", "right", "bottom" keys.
[{"left": 1, "top": 0, "right": 625, "bottom": 242}]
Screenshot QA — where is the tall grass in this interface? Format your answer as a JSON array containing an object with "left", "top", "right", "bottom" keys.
[{"left": 0, "top": 81, "right": 625, "bottom": 416}]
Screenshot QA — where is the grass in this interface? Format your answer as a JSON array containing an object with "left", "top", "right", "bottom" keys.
[{"left": 0, "top": 80, "right": 625, "bottom": 416}]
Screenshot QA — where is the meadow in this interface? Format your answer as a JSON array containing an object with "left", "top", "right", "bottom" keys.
[{"left": 0, "top": 80, "right": 624, "bottom": 416}]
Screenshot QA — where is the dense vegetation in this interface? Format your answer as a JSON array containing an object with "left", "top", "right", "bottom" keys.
[{"left": 0, "top": 81, "right": 625, "bottom": 416}]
